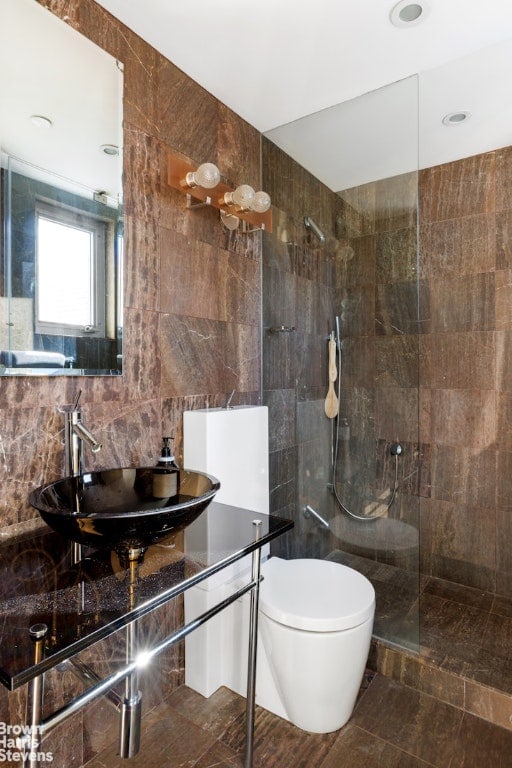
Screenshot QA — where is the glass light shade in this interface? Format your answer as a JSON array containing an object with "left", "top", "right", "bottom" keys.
[
  {"left": 231, "top": 184, "right": 255, "bottom": 209},
  {"left": 185, "top": 162, "right": 221, "bottom": 189},
  {"left": 220, "top": 211, "right": 240, "bottom": 230},
  {"left": 251, "top": 190, "right": 271, "bottom": 213}
]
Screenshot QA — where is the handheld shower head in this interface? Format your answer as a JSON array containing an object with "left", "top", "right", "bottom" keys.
[{"left": 304, "top": 216, "right": 326, "bottom": 244}]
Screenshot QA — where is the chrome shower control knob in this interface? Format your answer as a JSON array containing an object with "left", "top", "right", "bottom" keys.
[{"left": 390, "top": 443, "right": 403, "bottom": 456}]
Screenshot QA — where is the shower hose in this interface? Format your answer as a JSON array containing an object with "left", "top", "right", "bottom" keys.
[{"left": 330, "top": 327, "right": 400, "bottom": 522}]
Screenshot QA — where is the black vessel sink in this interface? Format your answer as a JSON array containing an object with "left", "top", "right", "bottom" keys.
[{"left": 29, "top": 468, "right": 220, "bottom": 553}]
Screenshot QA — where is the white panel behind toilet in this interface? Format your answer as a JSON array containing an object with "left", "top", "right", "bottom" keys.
[
  {"left": 183, "top": 406, "right": 269, "bottom": 513},
  {"left": 183, "top": 406, "right": 269, "bottom": 698}
]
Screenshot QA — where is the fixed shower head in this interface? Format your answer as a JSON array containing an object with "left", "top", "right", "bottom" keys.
[{"left": 304, "top": 216, "right": 326, "bottom": 244}]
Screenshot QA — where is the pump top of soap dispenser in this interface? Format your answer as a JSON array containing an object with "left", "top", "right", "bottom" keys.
[{"left": 157, "top": 436, "right": 178, "bottom": 466}]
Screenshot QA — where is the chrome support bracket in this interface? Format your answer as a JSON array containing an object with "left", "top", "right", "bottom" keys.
[
  {"left": 22, "top": 624, "right": 48, "bottom": 768},
  {"left": 186, "top": 193, "right": 212, "bottom": 209},
  {"left": 245, "top": 520, "right": 263, "bottom": 768}
]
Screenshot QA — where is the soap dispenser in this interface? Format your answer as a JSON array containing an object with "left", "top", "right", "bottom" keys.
[{"left": 152, "top": 436, "right": 179, "bottom": 499}]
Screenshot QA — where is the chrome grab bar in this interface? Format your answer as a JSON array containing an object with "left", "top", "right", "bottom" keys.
[{"left": 304, "top": 504, "right": 330, "bottom": 530}]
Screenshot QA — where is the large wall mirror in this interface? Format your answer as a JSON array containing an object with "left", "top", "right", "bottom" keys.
[{"left": 0, "top": 0, "right": 123, "bottom": 376}]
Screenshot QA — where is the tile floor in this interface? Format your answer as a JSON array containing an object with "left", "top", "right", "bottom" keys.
[{"left": 85, "top": 673, "right": 512, "bottom": 768}]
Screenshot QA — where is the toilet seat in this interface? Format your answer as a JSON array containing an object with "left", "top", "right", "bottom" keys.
[{"left": 260, "top": 557, "right": 375, "bottom": 632}]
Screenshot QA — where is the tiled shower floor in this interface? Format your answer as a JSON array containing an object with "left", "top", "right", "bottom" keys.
[
  {"left": 329, "top": 549, "right": 512, "bottom": 694},
  {"left": 86, "top": 676, "right": 512, "bottom": 768}
]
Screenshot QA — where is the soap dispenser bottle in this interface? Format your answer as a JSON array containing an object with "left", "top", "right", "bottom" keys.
[{"left": 152, "top": 436, "right": 179, "bottom": 499}]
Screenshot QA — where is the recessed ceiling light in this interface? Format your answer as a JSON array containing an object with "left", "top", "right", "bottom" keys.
[
  {"left": 30, "top": 114, "right": 53, "bottom": 129},
  {"left": 442, "top": 111, "right": 471, "bottom": 127},
  {"left": 390, "top": 1, "right": 428, "bottom": 27},
  {"left": 100, "top": 144, "right": 119, "bottom": 156}
]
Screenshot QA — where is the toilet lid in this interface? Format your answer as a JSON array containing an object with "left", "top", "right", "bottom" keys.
[{"left": 260, "top": 557, "right": 375, "bottom": 632}]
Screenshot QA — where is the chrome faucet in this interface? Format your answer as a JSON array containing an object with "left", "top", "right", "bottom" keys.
[{"left": 62, "top": 390, "right": 102, "bottom": 477}]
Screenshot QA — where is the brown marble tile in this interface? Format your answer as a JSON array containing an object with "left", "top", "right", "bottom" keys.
[
  {"left": 262, "top": 265, "right": 296, "bottom": 330},
  {"left": 427, "top": 499, "right": 496, "bottom": 584},
  {"left": 265, "top": 389, "right": 296, "bottom": 453},
  {"left": 193, "top": 740, "right": 242, "bottom": 768},
  {"left": 495, "top": 270, "right": 512, "bottom": 329},
  {"left": 339, "top": 183, "right": 377, "bottom": 238},
  {"left": 376, "top": 226, "right": 417, "bottom": 284},
  {"left": 374, "top": 173, "right": 418, "bottom": 234},
  {"left": 495, "top": 146, "right": 512, "bottom": 213},
  {"left": 124, "top": 216, "right": 159, "bottom": 312},
  {"left": 420, "top": 591, "right": 489, "bottom": 665},
  {"left": 429, "top": 272, "right": 495, "bottom": 333},
  {"left": 496, "top": 212, "right": 512, "bottom": 270},
  {"left": 375, "top": 335, "right": 419, "bottom": 388},
  {"left": 424, "top": 576, "right": 494, "bottom": 611},
  {"left": 166, "top": 686, "right": 246, "bottom": 737},
  {"left": 263, "top": 330, "right": 295, "bottom": 390},
  {"left": 160, "top": 232, "right": 227, "bottom": 321},
  {"left": 269, "top": 447, "right": 297, "bottom": 513},
  {"left": 464, "top": 680, "right": 512, "bottom": 731},
  {"left": 449, "top": 712, "right": 512, "bottom": 767},
  {"left": 337, "top": 234, "right": 376, "bottom": 289},
  {"left": 340, "top": 338, "right": 376, "bottom": 388},
  {"left": 320, "top": 722, "right": 433, "bottom": 768},
  {"left": 496, "top": 330, "right": 512, "bottom": 392},
  {"left": 86, "top": 702, "right": 217, "bottom": 768},
  {"left": 340, "top": 283, "right": 376, "bottom": 338},
  {"left": 428, "top": 388, "right": 495, "bottom": 450},
  {"left": 220, "top": 706, "right": 339, "bottom": 768},
  {"left": 123, "top": 127, "right": 163, "bottom": 221},
  {"left": 159, "top": 315, "right": 228, "bottom": 397},
  {"left": 217, "top": 104, "right": 261, "bottom": 193},
  {"left": 495, "top": 450, "right": 512, "bottom": 509},
  {"left": 376, "top": 281, "right": 420, "bottom": 335},
  {"left": 419, "top": 332, "right": 495, "bottom": 389},
  {"left": 0, "top": 405, "right": 63, "bottom": 524},
  {"left": 375, "top": 386, "right": 418, "bottom": 443},
  {"left": 496, "top": 507, "right": 512, "bottom": 594},
  {"left": 223, "top": 322, "right": 261, "bottom": 394},
  {"left": 351, "top": 675, "right": 463, "bottom": 765},
  {"left": 156, "top": 60, "right": 218, "bottom": 165},
  {"left": 225, "top": 252, "right": 261, "bottom": 325},
  {"left": 420, "top": 213, "right": 495, "bottom": 279},
  {"left": 419, "top": 153, "right": 495, "bottom": 223}
]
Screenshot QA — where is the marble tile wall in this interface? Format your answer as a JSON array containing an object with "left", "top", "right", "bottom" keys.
[
  {"left": 263, "top": 137, "right": 421, "bottom": 567},
  {"left": 420, "top": 147, "right": 512, "bottom": 596},
  {"left": 0, "top": 1, "right": 262, "bottom": 764},
  {"left": 261, "top": 138, "right": 345, "bottom": 559},
  {"left": 0, "top": 0, "right": 262, "bottom": 530},
  {"left": 263, "top": 137, "right": 512, "bottom": 603}
]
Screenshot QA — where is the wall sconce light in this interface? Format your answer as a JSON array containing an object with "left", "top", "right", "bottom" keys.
[
  {"left": 182, "top": 162, "right": 221, "bottom": 189},
  {"left": 251, "top": 191, "right": 271, "bottom": 213},
  {"left": 168, "top": 151, "right": 272, "bottom": 233},
  {"left": 221, "top": 184, "right": 255, "bottom": 210}
]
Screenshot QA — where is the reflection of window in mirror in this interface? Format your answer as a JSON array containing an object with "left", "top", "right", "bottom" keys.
[{"left": 35, "top": 201, "right": 107, "bottom": 338}]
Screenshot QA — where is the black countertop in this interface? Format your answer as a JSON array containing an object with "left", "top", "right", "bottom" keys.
[{"left": 0, "top": 502, "right": 293, "bottom": 690}]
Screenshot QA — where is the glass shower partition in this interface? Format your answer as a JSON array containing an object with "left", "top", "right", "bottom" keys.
[{"left": 262, "top": 75, "right": 420, "bottom": 653}]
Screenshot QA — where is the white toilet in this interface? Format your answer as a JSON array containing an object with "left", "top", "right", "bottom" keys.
[
  {"left": 256, "top": 556, "right": 375, "bottom": 733},
  {"left": 183, "top": 406, "right": 376, "bottom": 734}
]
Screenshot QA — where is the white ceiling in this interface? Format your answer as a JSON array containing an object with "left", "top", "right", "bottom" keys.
[
  {"left": 0, "top": 0, "right": 122, "bottom": 203},
  {"left": 4, "top": 0, "right": 512, "bottom": 194},
  {"left": 92, "top": 0, "right": 512, "bottom": 190}
]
